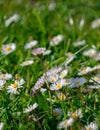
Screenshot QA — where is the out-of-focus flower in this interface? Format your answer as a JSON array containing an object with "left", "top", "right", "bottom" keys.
[
  {"left": 65, "top": 52, "right": 75, "bottom": 65},
  {"left": 73, "top": 40, "right": 86, "bottom": 47},
  {"left": 91, "top": 18, "right": 100, "bottom": 29},
  {"left": 24, "top": 103, "right": 38, "bottom": 113},
  {"left": 93, "top": 52, "right": 100, "bottom": 61},
  {"left": 78, "top": 67, "right": 92, "bottom": 76},
  {"left": 57, "top": 118, "right": 74, "bottom": 129},
  {"left": 0, "top": 80, "right": 6, "bottom": 90},
  {"left": 49, "top": 34, "right": 64, "bottom": 46},
  {"left": 43, "top": 50, "right": 51, "bottom": 56},
  {"left": 69, "top": 17, "right": 74, "bottom": 25},
  {"left": 48, "top": 2, "right": 56, "bottom": 11},
  {"left": 1, "top": 43, "right": 16, "bottom": 55},
  {"left": 68, "top": 77, "right": 86, "bottom": 88},
  {"left": 7, "top": 78, "right": 25, "bottom": 94},
  {"left": 78, "top": 65, "right": 100, "bottom": 76},
  {"left": 32, "top": 47, "right": 46, "bottom": 55},
  {"left": 0, "top": 122, "right": 4, "bottom": 130},
  {"left": 59, "top": 69, "right": 69, "bottom": 79},
  {"left": 31, "top": 75, "right": 45, "bottom": 95},
  {"left": 57, "top": 92, "right": 66, "bottom": 100},
  {"left": 83, "top": 49, "right": 97, "bottom": 58},
  {"left": 46, "top": 66, "right": 63, "bottom": 76},
  {"left": 0, "top": 73, "right": 12, "bottom": 80},
  {"left": 68, "top": 109, "right": 83, "bottom": 119},
  {"left": 52, "top": 108, "right": 63, "bottom": 118},
  {"left": 79, "top": 18, "right": 85, "bottom": 28},
  {"left": 46, "top": 73, "right": 59, "bottom": 83},
  {"left": 5, "top": 14, "right": 19, "bottom": 27},
  {"left": 85, "top": 122, "right": 98, "bottom": 130},
  {"left": 40, "top": 88, "right": 47, "bottom": 94},
  {"left": 88, "top": 85, "right": 100, "bottom": 89},
  {"left": 24, "top": 40, "right": 38, "bottom": 49},
  {"left": 89, "top": 74, "right": 100, "bottom": 84},
  {"left": 20, "top": 60, "right": 34, "bottom": 66}
]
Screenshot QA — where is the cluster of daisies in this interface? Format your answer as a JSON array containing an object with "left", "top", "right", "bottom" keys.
[
  {"left": 0, "top": 72, "right": 25, "bottom": 94},
  {"left": 1, "top": 6, "right": 100, "bottom": 129}
]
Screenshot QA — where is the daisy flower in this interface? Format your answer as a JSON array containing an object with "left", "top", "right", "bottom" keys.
[
  {"left": 43, "top": 50, "right": 51, "bottom": 56},
  {"left": 0, "top": 122, "right": 4, "bottom": 130},
  {"left": 32, "top": 47, "right": 46, "bottom": 55},
  {"left": 78, "top": 67, "right": 92, "bottom": 76},
  {"left": 68, "top": 77, "right": 86, "bottom": 88},
  {"left": 57, "top": 92, "right": 66, "bottom": 100},
  {"left": 89, "top": 74, "right": 100, "bottom": 84},
  {"left": 83, "top": 49, "right": 97, "bottom": 58},
  {"left": 46, "top": 66, "right": 63, "bottom": 75},
  {"left": 49, "top": 34, "right": 64, "bottom": 46},
  {"left": 73, "top": 40, "right": 86, "bottom": 47},
  {"left": 50, "top": 79, "right": 66, "bottom": 91},
  {"left": 68, "top": 109, "right": 83, "bottom": 119},
  {"left": 0, "top": 73, "right": 12, "bottom": 80},
  {"left": 57, "top": 118, "right": 74, "bottom": 129},
  {"left": 85, "top": 122, "right": 98, "bottom": 130},
  {"left": 46, "top": 73, "right": 59, "bottom": 83},
  {"left": 52, "top": 108, "right": 63, "bottom": 118},
  {"left": 1, "top": 43, "right": 16, "bottom": 55},
  {"left": 5, "top": 14, "right": 19, "bottom": 27},
  {"left": 91, "top": 18, "right": 100, "bottom": 29},
  {"left": 0, "top": 80, "right": 6, "bottom": 90},
  {"left": 93, "top": 64, "right": 100, "bottom": 70},
  {"left": 88, "top": 85, "right": 100, "bottom": 89},
  {"left": 65, "top": 52, "right": 74, "bottom": 58},
  {"left": 93, "top": 52, "right": 100, "bottom": 61},
  {"left": 59, "top": 69, "right": 69, "bottom": 79},
  {"left": 65, "top": 52, "right": 75, "bottom": 65},
  {"left": 31, "top": 75, "right": 45, "bottom": 95},
  {"left": 7, "top": 78, "right": 25, "bottom": 94},
  {"left": 20, "top": 60, "right": 34, "bottom": 66},
  {"left": 24, "top": 103, "right": 38, "bottom": 113},
  {"left": 24, "top": 40, "right": 38, "bottom": 49}
]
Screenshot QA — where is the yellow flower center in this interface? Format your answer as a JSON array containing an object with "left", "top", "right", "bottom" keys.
[
  {"left": 72, "top": 113, "right": 77, "bottom": 119},
  {"left": 54, "top": 38, "right": 59, "bottom": 43},
  {"left": 60, "top": 73, "right": 65, "bottom": 78},
  {"left": 12, "top": 83, "right": 18, "bottom": 88},
  {"left": 0, "top": 75, "right": 5, "bottom": 79},
  {"left": 56, "top": 83, "right": 61, "bottom": 89},
  {"left": 76, "top": 81, "right": 81, "bottom": 85},
  {"left": 6, "top": 46, "right": 12, "bottom": 52},
  {"left": 87, "top": 128, "right": 91, "bottom": 130},
  {"left": 59, "top": 93, "right": 65, "bottom": 100},
  {"left": 81, "top": 69, "right": 87, "bottom": 74},
  {"left": 93, "top": 77, "right": 99, "bottom": 81},
  {"left": 51, "top": 77, "right": 56, "bottom": 82},
  {"left": 24, "top": 61, "right": 29, "bottom": 65},
  {"left": 87, "top": 51, "right": 92, "bottom": 55},
  {"left": 53, "top": 111, "right": 59, "bottom": 117}
]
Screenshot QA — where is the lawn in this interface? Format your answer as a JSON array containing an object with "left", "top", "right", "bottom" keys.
[{"left": 0, "top": 0, "right": 100, "bottom": 130}]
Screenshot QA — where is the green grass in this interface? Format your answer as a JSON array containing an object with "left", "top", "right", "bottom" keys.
[{"left": 0, "top": 0, "right": 100, "bottom": 130}]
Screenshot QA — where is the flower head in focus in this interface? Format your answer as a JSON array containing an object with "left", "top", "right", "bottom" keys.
[
  {"left": 7, "top": 78, "right": 25, "bottom": 94},
  {"left": 1, "top": 43, "right": 16, "bottom": 55}
]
